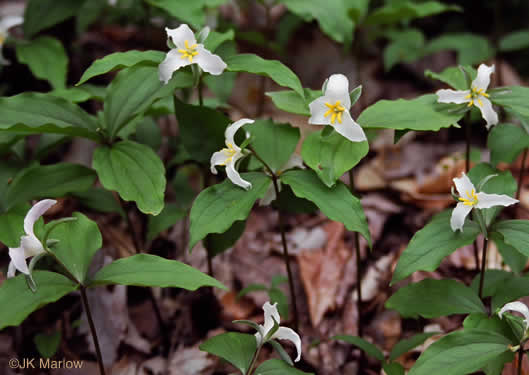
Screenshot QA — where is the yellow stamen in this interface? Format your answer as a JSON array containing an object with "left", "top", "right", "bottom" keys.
[
  {"left": 324, "top": 100, "right": 346, "bottom": 124},
  {"left": 467, "top": 86, "right": 489, "bottom": 108},
  {"left": 458, "top": 189, "right": 478, "bottom": 206},
  {"left": 179, "top": 40, "right": 199, "bottom": 62},
  {"left": 220, "top": 143, "right": 237, "bottom": 165}
]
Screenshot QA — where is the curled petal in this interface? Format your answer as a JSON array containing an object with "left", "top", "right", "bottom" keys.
[
  {"left": 225, "top": 118, "right": 254, "bottom": 146},
  {"left": 7, "top": 261, "right": 16, "bottom": 278},
  {"left": 453, "top": 173, "right": 475, "bottom": 197},
  {"left": 281, "top": 154, "right": 305, "bottom": 172},
  {"left": 436, "top": 89, "right": 471, "bottom": 104},
  {"left": 255, "top": 331, "right": 265, "bottom": 346},
  {"left": 24, "top": 199, "right": 56, "bottom": 237},
  {"left": 499, "top": 301, "right": 529, "bottom": 330},
  {"left": 158, "top": 49, "right": 192, "bottom": 84},
  {"left": 226, "top": 156, "right": 252, "bottom": 190},
  {"left": 324, "top": 74, "right": 351, "bottom": 109},
  {"left": 195, "top": 45, "right": 227, "bottom": 76},
  {"left": 262, "top": 301, "right": 281, "bottom": 336},
  {"left": 8, "top": 247, "right": 29, "bottom": 275},
  {"left": 334, "top": 111, "right": 367, "bottom": 143},
  {"left": 166, "top": 24, "right": 196, "bottom": 49},
  {"left": 476, "top": 192, "right": 518, "bottom": 209},
  {"left": 271, "top": 326, "right": 302, "bottom": 362},
  {"left": 450, "top": 202, "right": 473, "bottom": 232},
  {"left": 472, "top": 64, "right": 495, "bottom": 92},
  {"left": 260, "top": 184, "right": 279, "bottom": 206},
  {"left": 475, "top": 97, "right": 498, "bottom": 129},
  {"left": 21, "top": 235, "right": 44, "bottom": 257},
  {"left": 0, "top": 16, "right": 23, "bottom": 33},
  {"left": 308, "top": 96, "right": 332, "bottom": 125},
  {"left": 210, "top": 150, "right": 227, "bottom": 174}
]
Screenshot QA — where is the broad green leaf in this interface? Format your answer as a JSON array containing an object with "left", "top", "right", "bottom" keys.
[
  {"left": 24, "top": 0, "right": 84, "bottom": 38},
  {"left": 73, "top": 188, "right": 126, "bottom": 218},
  {"left": 173, "top": 98, "right": 230, "bottom": 163},
  {"left": 248, "top": 119, "right": 300, "bottom": 172},
  {"left": 383, "top": 29, "right": 425, "bottom": 71},
  {"left": 491, "top": 275, "right": 529, "bottom": 311},
  {"left": 366, "top": 1, "right": 461, "bottom": 25},
  {"left": 332, "top": 335, "right": 384, "bottom": 361},
  {"left": 491, "top": 220, "right": 529, "bottom": 258},
  {"left": 135, "top": 117, "right": 162, "bottom": 151},
  {"left": 16, "top": 36, "right": 68, "bottom": 90},
  {"left": 89, "top": 254, "right": 226, "bottom": 290},
  {"left": 0, "top": 271, "right": 78, "bottom": 330},
  {"left": 199, "top": 332, "right": 256, "bottom": 374},
  {"left": 77, "top": 50, "right": 165, "bottom": 85},
  {"left": 254, "top": 359, "right": 314, "bottom": 375},
  {"left": 189, "top": 172, "right": 272, "bottom": 250},
  {"left": 280, "top": 169, "right": 371, "bottom": 247},
  {"left": 490, "top": 86, "right": 529, "bottom": 132},
  {"left": 203, "top": 71, "right": 237, "bottom": 105},
  {"left": 34, "top": 331, "right": 61, "bottom": 358},
  {"left": 408, "top": 329, "right": 511, "bottom": 375},
  {"left": 491, "top": 233, "right": 527, "bottom": 274},
  {"left": 76, "top": 0, "right": 106, "bottom": 34},
  {"left": 463, "top": 313, "right": 519, "bottom": 345},
  {"left": 488, "top": 123, "right": 529, "bottom": 166},
  {"left": 267, "top": 88, "right": 320, "bottom": 116},
  {"left": 0, "top": 204, "right": 30, "bottom": 247},
  {"left": 5, "top": 163, "right": 96, "bottom": 212},
  {"left": 0, "top": 93, "right": 100, "bottom": 141},
  {"left": 207, "top": 220, "right": 247, "bottom": 258},
  {"left": 146, "top": 0, "right": 229, "bottom": 28},
  {"left": 275, "top": 185, "right": 318, "bottom": 214},
  {"left": 268, "top": 340, "right": 294, "bottom": 366},
  {"left": 424, "top": 65, "right": 476, "bottom": 91},
  {"left": 48, "top": 213, "right": 102, "bottom": 284},
  {"left": 268, "top": 287, "right": 289, "bottom": 321},
  {"left": 147, "top": 203, "right": 186, "bottom": 242},
  {"left": 389, "top": 332, "right": 439, "bottom": 361},
  {"left": 499, "top": 30, "right": 529, "bottom": 52},
  {"left": 92, "top": 140, "right": 166, "bottom": 215},
  {"left": 225, "top": 54, "right": 304, "bottom": 98},
  {"left": 391, "top": 210, "right": 480, "bottom": 284},
  {"left": 425, "top": 33, "right": 494, "bottom": 65},
  {"left": 469, "top": 270, "right": 515, "bottom": 299},
  {"left": 301, "top": 130, "right": 368, "bottom": 187},
  {"left": 383, "top": 362, "right": 405, "bottom": 375},
  {"left": 203, "top": 29, "right": 235, "bottom": 53},
  {"left": 358, "top": 94, "right": 464, "bottom": 131},
  {"left": 35, "top": 134, "right": 70, "bottom": 160}
]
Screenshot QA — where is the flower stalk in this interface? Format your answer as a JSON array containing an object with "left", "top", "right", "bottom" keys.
[
  {"left": 516, "top": 148, "right": 528, "bottom": 201},
  {"left": 348, "top": 169, "right": 363, "bottom": 338},
  {"left": 478, "top": 236, "right": 488, "bottom": 300},
  {"left": 80, "top": 285, "right": 106, "bottom": 375}
]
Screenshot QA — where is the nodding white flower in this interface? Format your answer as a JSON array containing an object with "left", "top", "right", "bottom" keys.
[
  {"left": 436, "top": 64, "right": 498, "bottom": 129},
  {"left": 450, "top": 173, "right": 518, "bottom": 232},
  {"left": 498, "top": 301, "right": 529, "bottom": 332},
  {"left": 260, "top": 154, "right": 305, "bottom": 206},
  {"left": 7, "top": 199, "right": 56, "bottom": 278},
  {"left": 308, "top": 74, "right": 367, "bottom": 143},
  {"left": 0, "top": 15, "right": 23, "bottom": 65},
  {"left": 210, "top": 119, "right": 254, "bottom": 190},
  {"left": 159, "top": 24, "right": 227, "bottom": 84},
  {"left": 255, "top": 301, "right": 302, "bottom": 362}
]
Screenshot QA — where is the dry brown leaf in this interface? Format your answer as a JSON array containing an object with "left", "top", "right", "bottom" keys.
[
  {"left": 169, "top": 346, "right": 217, "bottom": 375},
  {"left": 220, "top": 291, "right": 256, "bottom": 321}
]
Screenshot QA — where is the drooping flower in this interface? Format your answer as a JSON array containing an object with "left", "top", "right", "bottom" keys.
[
  {"left": 255, "top": 301, "right": 302, "bottom": 362},
  {"left": 450, "top": 173, "right": 518, "bottom": 232},
  {"left": 0, "top": 15, "right": 23, "bottom": 65},
  {"left": 159, "top": 24, "right": 226, "bottom": 84},
  {"left": 436, "top": 64, "right": 499, "bottom": 129},
  {"left": 260, "top": 154, "right": 305, "bottom": 205},
  {"left": 308, "top": 74, "right": 367, "bottom": 143},
  {"left": 211, "top": 119, "right": 254, "bottom": 190},
  {"left": 7, "top": 199, "right": 57, "bottom": 278},
  {"left": 498, "top": 301, "right": 529, "bottom": 332}
]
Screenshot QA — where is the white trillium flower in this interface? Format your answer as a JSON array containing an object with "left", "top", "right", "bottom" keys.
[
  {"left": 7, "top": 199, "right": 57, "bottom": 278},
  {"left": 498, "top": 301, "right": 529, "bottom": 332},
  {"left": 211, "top": 119, "right": 254, "bottom": 190},
  {"left": 255, "top": 301, "right": 302, "bottom": 362},
  {"left": 159, "top": 24, "right": 227, "bottom": 84},
  {"left": 436, "top": 64, "right": 499, "bottom": 129},
  {"left": 0, "top": 15, "right": 23, "bottom": 65},
  {"left": 260, "top": 154, "right": 305, "bottom": 206},
  {"left": 450, "top": 173, "right": 518, "bottom": 232},
  {"left": 308, "top": 74, "right": 367, "bottom": 143}
]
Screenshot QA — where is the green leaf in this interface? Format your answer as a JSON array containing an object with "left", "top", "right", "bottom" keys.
[
  {"left": 491, "top": 275, "right": 529, "bottom": 311},
  {"left": 92, "top": 140, "right": 166, "bottom": 215},
  {"left": 301, "top": 130, "right": 368, "bottom": 187},
  {"left": 189, "top": 172, "right": 272, "bottom": 250},
  {"left": 47, "top": 213, "right": 102, "bottom": 284},
  {"left": 5, "top": 163, "right": 97, "bottom": 212},
  {"left": 76, "top": 0, "right": 106, "bottom": 34},
  {"left": 254, "top": 359, "right": 314, "bottom": 375},
  {"left": 268, "top": 340, "right": 294, "bottom": 366},
  {"left": 463, "top": 313, "right": 519, "bottom": 345},
  {"left": 358, "top": 94, "right": 464, "bottom": 131},
  {"left": 225, "top": 54, "right": 304, "bottom": 98},
  {"left": 16, "top": 36, "right": 68, "bottom": 90},
  {"left": 89, "top": 254, "right": 226, "bottom": 290},
  {"left": 488, "top": 123, "right": 529, "bottom": 166},
  {"left": 146, "top": 0, "right": 229, "bottom": 28},
  {"left": 77, "top": 50, "right": 165, "bottom": 85},
  {"left": 424, "top": 66, "right": 476, "bottom": 91},
  {"left": 491, "top": 220, "right": 529, "bottom": 258},
  {"left": 73, "top": 187, "right": 126, "bottom": 218},
  {"left": 147, "top": 203, "right": 186, "bottom": 242},
  {"left": 238, "top": 283, "right": 268, "bottom": 298},
  {"left": 491, "top": 233, "right": 527, "bottom": 274},
  {"left": 499, "top": 30, "right": 529, "bottom": 52},
  {"left": 383, "top": 29, "right": 425, "bottom": 71},
  {"left": 389, "top": 332, "right": 439, "bottom": 361},
  {"left": 332, "top": 335, "right": 384, "bottom": 361},
  {"left": 425, "top": 33, "right": 494, "bottom": 66},
  {"left": 34, "top": 331, "right": 61, "bottom": 358},
  {"left": 281, "top": 169, "right": 371, "bottom": 247},
  {"left": 469, "top": 270, "right": 515, "bottom": 299},
  {"left": 0, "top": 271, "right": 78, "bottom": 330},
  {"left": 391, "top": 210, "right": 480, "bottom": 284},
  {"left": 248, "top": 119, "right": 300, "bottom": 172},
  {"left": 268, "top": 287, "right": 289, "bottom": 319},
  {"left": 386, "top": 279, "right": 485, "bottom": 319},
  {"left": 267, "top": 89, "right": 321, "bottom": 116},
  {"left": 490, "top": 86, "right": 529, "bottom": 133},
  {"left": 0, "top": 93, "right": 100, "bottom": 141},
  {"left": 24, "top": 0, "right": 84, "bottom": 38},
  {"left": 383, "top": 362, "right": 405, "bottom": 375},
  {"left": 199, "top": 332, "right": 256, "bottom": 374},
  {"left": 0, "top": 204, "right": 29, "bottom": 247},
  {"left": 135, "top": 117, "right": 162, "bottom": 151},
  {"left": 207, "top": 220, "right": 247, "bottom": 258},
  {"left": 408, "top": 329, "right": 511, "bottom": 375},
  {"left": 203, "top": 29, "right": 235, "bottom": 53},
  {"left": 366, "top": 1, "right": 461, "bottom": 25}
]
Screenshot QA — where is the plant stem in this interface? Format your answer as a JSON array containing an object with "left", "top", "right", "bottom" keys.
[
  {"left": 198, "top": 77, "right": 204, "bottom": 106},
  {"left": 517, "top": 148, "right": 528, "bottom": 201},
  {"left": 348, "top": 169, "right": 363, "bottom": 337},
  {"left": 246, "top": 344, "right": 263, "bottom": 375},
  {"left": 478, "top": 236, "right": 489, "bottom": 300},
  {"left": 80, "top": 286, "right": 106, "bottom": 375},
  {"left": 518, "top": 346, "right": 524, "bottom": 375},
  {"left": 465, "top": 119, "right": 471, "bottom": 173}
]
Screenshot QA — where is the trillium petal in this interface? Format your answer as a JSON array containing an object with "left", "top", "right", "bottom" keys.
[
  {"left": 262, "top": 301, "right": 281, "bottom": 336},
  {"left": 436, "top": 89, "right": 471, "bottom": 104},
  {"left": 0, "top": 16, "right": 23, "bottom": 33},
  {"left": 308, "top": 96, "right": 332, "bottom": 125},
  {"left": 271, "top": 326, "right": 302, "bottom": 362},
  {"left": 210, "top": 150, "right": 227, "bottom": 174},
  {"left": 475, "top": 97, "right": 498, "bottom": 129},
  {"left": 166, "top": 24, "right": 196, "bottom": 49},
  {"left": 226, "top": 157, "right": 252, "bottom": 190},
  {"left": 8, "top": 247, "right": 29, "bottom": 275},
  {"left": 499, "top": 301, "right": 529, "bottom": 330},
  {"left": 281, "top": 154, "right": 305, "bottom": 172},
  {"left": 225, "top": 118, "right": 254, "bottom": 146},
  {"left": 453, "top": 173, "right": 475, "bottom": 197},
  {"left": 7, "top": 261, "right": 16, "bottom": 278},
  {"left": 260, "top": 185, "right": 277, "bottom": 206},
  {"left": 334, "top": 111, "right": 367, "bottom": 143},
  {"left": 472, "top": 64, "right": 495, "bottom": 92},
  {"left": 21, "top": 234, "right": 45, "bottom": 257},
  {"left": 159, "top": 49, "right": 192, "bottom": 84},
  {"left": 324, "top": 74, "right": 351, "bottom": 109},
  {"left": 450, "top": 202, "right": 473, "bottom": 232},
  {"left": 24, "top": 199, "right": 56, "bottom": 237},
  {"left": 476, "top": 192, "right": 518, "bottom": 209},
  {"left": 195, "top": 45, "right": 227, "bottom": 76}
]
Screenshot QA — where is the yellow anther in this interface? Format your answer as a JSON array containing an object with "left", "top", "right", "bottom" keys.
[
  {"left": 467, "top": 86, "right": 489, "bottom": 108},
  {"left": 467, "top": 100, "right": 473, "bottom": 107},
  {"left": 179, "top": 40, "right": 199, "bottom": 62},
  {"left": 220, "top": 143, "right": 237, "bottom": 165},
  {"left": 458, "top": 189, "right": 478, "bottom": 206},
  {"left": 0, "top": 33, "right": 5, "bottom": 45},
  {"left": 324, "top": 100, "right": 346, "bottom": 124}
]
